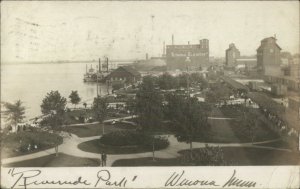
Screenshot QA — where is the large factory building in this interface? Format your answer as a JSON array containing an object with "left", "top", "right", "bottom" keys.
[{"left": 166, "top": 39, "right": 209, "bottom": 71}]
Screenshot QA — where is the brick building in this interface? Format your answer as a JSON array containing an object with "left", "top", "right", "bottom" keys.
[
  {"left": 166, "top": 39, "right": 209, "bottom": 71},
  {"left": 225, "top": 43, "right": 240, "bottom": 68}
]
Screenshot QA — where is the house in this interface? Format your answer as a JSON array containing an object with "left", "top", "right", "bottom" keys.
[{"left": 106, "top": 66, "right": 141, "bottom": 84}]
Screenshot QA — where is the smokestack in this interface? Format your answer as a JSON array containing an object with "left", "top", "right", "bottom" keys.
[
  {"left": 99, "top": 58, "right": 101, "bottom": 72},
  {"left": 146, "top": 53, "right": 148, "bottom": 60},
  {"left": 172, "top": 34, "right": 174, "bottom": 45},
  {"left": 86, "top": 64, "right": 87, "bottom": 73},
  {"left": 106, "top": 57, "right": 109, "bottom": 72},
  {"left": 188, "top": 41, "right": 190, "bottom": 45}
]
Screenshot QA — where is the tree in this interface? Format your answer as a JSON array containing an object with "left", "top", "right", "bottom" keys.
[
  {"left": 83, "top": 102, "right": 87, "bottom": 109},
  {"left": 206, "top": 82, "right": 232, "bottom": 106},
  {"left": 92, "top": 96, "right": 108, "bottom": 134},
  {"left": 135, "top": 76, "right": 164, "bottom": 160},
  {"left": 166, "top": 94, "right": 210, "bottom": 159},
  {"left": 40, "top": 91, "right": 66, "bottom": 156},
  {"left": 158, "top": 73, "right": 178, "bottom": 90},
  {"left": 4, "top": 100, "right": 25, "bottom": 129},
  {"left": 136, "top": 76, "right": 163, "bottom": 131},
  {"left": 69, "top": 91, "right": 81, "bottom": 108},
  {"left": 40, "top": 91, "right": 67, "bottom": 130},
  {"left": 41, "top": 91, "right": 67, "bottom": 115}
]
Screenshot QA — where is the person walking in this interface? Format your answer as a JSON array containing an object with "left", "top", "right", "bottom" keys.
[
  {"left": 103, "top": 153, "right": 107, "bottom": 166},
  {"left": 101, "top": 153, "right": 104, "bottom": 167}
]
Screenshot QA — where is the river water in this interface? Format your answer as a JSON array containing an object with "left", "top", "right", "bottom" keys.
[{"left": 1, "top": 62, "right": 110, "bottom": 119}]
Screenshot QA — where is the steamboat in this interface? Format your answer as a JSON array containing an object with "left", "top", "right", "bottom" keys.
[{"left": 83, "top": 58, "right": 110, "bottom": 83}]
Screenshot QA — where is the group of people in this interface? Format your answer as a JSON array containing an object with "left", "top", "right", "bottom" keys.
[{"left": 260, "top": 107, "right": 299, "bottom": 139}]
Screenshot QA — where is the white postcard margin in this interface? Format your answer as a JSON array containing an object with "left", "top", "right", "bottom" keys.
[{"left": 1, "top": 166, "right": 299, "bottom": 189}]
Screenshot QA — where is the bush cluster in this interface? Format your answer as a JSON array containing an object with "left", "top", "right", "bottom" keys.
[
  {"left": 99, "top": 130, "right": 169, "bottom": 150},
  {"left": 179, "top": 145, "right": 228, "bottom": 166},
  {"left": 2, "top": 130, "right": 62, "bottom": 153}
]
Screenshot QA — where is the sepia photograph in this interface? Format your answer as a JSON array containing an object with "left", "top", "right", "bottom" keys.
[{"left": 0, "top": 0, "right": 300, "bottom": 188}]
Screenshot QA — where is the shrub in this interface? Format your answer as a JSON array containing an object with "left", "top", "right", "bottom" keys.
[
  {"left": 2, "top": 130, "right": 63, "bottom": 154},
  {"left": 143, "top": 135, "right": 170, "bottom": 150},
  {"left": 179, "top": 145, "right": 228, "bottom": 166}
]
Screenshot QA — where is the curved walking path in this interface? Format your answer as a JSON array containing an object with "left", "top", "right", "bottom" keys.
[{"left": 2, "top": 132, "right": 289, "bottom": 166}]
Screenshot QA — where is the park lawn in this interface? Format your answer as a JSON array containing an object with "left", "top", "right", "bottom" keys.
[
  {"left": 193, "top": 106, "right": 279, "bottom": 143},
  {"left": 112, "top": 147, "right": 300, "bottom": 166},
  {"left": 229, "top": 119, "right": 279, "bottom": 143},
  {"left": 64, "top": 109, "right": 94, "bottom": 125},
  {"left": 63, "top": 122, "right": 137, "bottom": 138},
  {"left": 78, "top": 139, "right": 161, "bottom": 154},
  {"left": 219, "top": 105, "right": 247, "bottom": 117},
  {"left": 63, "top": 123, "right": 119, "bottom": 137},
  {"left": 3, "top": 153, "right": 100, "bottom": 167},
  {"left": 201, "top": 120, "right": 241, "bottom": 143}
]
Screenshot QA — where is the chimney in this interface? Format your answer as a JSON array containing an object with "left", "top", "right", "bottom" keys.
[
  {"left": 86, "top": 64, "right": 87, "bottom": 73},
  {"left": 172, "top": 34, "right": 174, "bottom": 45},
  {"left": 163, "top": 41, "right": 165, "bottom": 56},
  {"left": 188, "top": 41, "right": 190, "bottom": 45},
  {"left": 146, "top": 53, "right": 148, "bottom": 60}
]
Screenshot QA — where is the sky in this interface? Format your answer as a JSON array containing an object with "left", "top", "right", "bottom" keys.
[{"left": 1, "top": 1, "right": 299, "bottom": 63}]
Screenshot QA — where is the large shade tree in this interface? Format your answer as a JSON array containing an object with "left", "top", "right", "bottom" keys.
[
  {"left": 40, "top": 91, "right": 66, "bottom": 156},
  {"left": 92, "top": 96, "right": 108, "bottom": 134},
  {"left": 166, "top": 94, "right": 210, "bottom": 159},
  {"left": 40, "top": 91, "right": 67, "bottom": 129},
  {"left": 135, "top": 76, "right": 164, "bottom": 160}
]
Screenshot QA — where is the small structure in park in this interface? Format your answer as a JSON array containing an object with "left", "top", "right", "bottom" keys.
[{"left": 105, "top": 66, "right": 141, "bottom": 85}]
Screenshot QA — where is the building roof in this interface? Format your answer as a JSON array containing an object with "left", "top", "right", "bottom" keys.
[
  {"left": 226, "top": 43, "right": 239, "bottom": 52},
  {"left": 220, "top": 76, "right": 249, "bottom": 91},
  {"left": 257, "top": 37, "right": 282, "bottom": 51}
]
